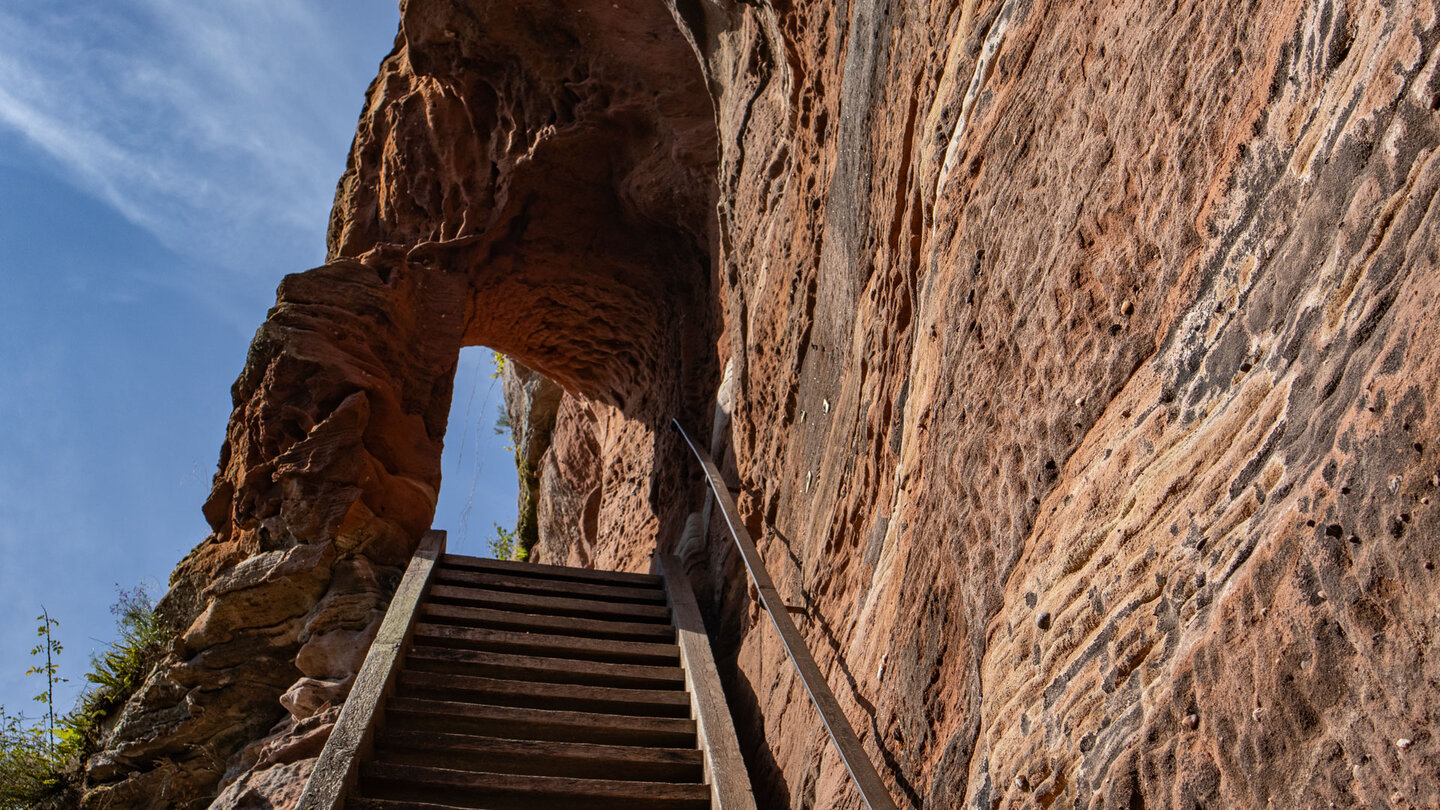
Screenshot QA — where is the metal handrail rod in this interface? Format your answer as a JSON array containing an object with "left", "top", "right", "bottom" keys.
[{"left": 671, "top": 420, "right": 900, "bottom": 810}]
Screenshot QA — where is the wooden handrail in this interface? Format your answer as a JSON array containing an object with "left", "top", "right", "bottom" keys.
[
  {"left": 671, "top": 420, "right": 900, "bottom": 810},
  {"left": 297, "top": 530, "right": 446, "bottom": 810},
  {"left": 655, "top": 553, "right": 758, "bottom": 810}
]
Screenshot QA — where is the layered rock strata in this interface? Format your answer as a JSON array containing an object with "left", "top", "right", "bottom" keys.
[{"left": 85, "top": 0, "right": 1440, "bottom": 808}]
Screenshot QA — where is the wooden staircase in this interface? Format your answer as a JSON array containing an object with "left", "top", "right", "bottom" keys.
[
  {"left": 299, "top": 532, "right": 754, "bottom": 810},
  {"left": 304, "top": 427, "right": 904, "bottom": 810}
]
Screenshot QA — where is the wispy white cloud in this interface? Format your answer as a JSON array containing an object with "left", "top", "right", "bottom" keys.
[
  {"left": 0, "top": 0, "right": 396, "bottom": 323},
  {"left": 0, "top": 0, "right": 402, "bottom": 724}
]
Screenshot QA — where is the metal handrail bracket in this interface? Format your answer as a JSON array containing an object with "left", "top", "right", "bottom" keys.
[
  {"left": 297, "top": 530, "right": 447, "bottom": 810},
  {"left": 671, "top": 420, "right": 900, "bottom": 810}
]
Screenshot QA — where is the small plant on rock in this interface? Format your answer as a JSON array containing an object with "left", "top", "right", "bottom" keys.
[
  {"left": 74, "top": 585, "right": 167, "bottom": 731},
  {"left": 489, "top": 523, "right": 527, "bottom": 561}
]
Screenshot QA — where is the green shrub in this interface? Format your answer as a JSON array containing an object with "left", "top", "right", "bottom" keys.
[
  {"left": 73, "top": 586, "right": 167, "bottom": 729},
  {"left": 0, "top": 585, "right": 168, "bottom": 808},
  {"left": 489, "top": 523, "right": 526, "bottom": 561},
  {"left": 1, "top": 610, "right": 73, "bottom": 808},
  {"left": 0, "top": 712, "right": 65, "bottom": 809}
]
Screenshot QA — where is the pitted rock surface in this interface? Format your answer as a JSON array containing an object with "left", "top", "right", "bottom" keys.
[
  {"left": 84, "top": 0, "right": 1440, "bottom": 808},
  {"left": 526, "top": 0, "right": 1440, "bottom": 807}
]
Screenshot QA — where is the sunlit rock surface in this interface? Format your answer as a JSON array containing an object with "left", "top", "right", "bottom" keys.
[{"left": 85, "top": 0, "right": 1439, "bottom": 807}]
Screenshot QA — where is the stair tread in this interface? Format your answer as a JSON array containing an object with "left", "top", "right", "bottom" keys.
[
  {"left": 386, "top": 697, "right": 696, "bottom": 746},
  {"left": 411, "top": 622, "right": 680, "bottom": 665},
  {"left": 324, "top": 557, "right": 725, "bottom": 810},
  {"left": 361, "top": 762, "right": 709, "bottom": 800},
  {"left": 428, "top": 584, "right": 672, "bottom": 621},
  {"left": 387, "top": 696, "right": 696, "bottom": 735},
  {"left": 352, "top": 798, "right": 699, "bottom": 810},
  {"left": 406, "top": 645, "right": 686, "bottom": 688},
  {"left": 379, "top": 729, "right": 703, "bottom": 764},
  {"left": 421, "top": 602, "right": 676, "bottom": 641},
  {"left": 442, "top": 554, "right": 663, "bottom": 587},
  {"left": 434, "top": 569, "right": 667, "bottom": 604},
  {"left": 374, "top": 729, "right": 703, "bottom": 783},
  {"left": 349, "top": 799, "right": 502, "bottom": 810},
  {"left": 398, "top": 670, "right": 691, "bottom": 712},
  {"left": 380, "top": 729, "right": 699, "bottom": 760}
]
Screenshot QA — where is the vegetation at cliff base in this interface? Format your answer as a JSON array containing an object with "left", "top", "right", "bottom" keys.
[
  {"left": 75, "top": 586, "right": 168, "bottom": 727},
  {"left": 0, "top": 586, "right": 168, "bottom": 808}
]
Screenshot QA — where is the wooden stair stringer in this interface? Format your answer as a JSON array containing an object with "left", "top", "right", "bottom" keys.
[{"left": 297, "top": 534, "right": 758, "bottom": 810}]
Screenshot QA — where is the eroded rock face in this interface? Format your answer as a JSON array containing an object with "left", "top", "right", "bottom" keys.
[
  {"left": 524, "top": 0, "right": 1440, "bottom": 808},
  {"left": 83, "top": 256, "right": 467, "bottom": 809},
  {"left": 501, "top": 359, "right": 563, "bottom": 554},
  {"left": 82, "top": 0, "right": 717, "bottom": 806},
  {"left": 91, "top": 0, "right": 1440, "bottom": 807}
]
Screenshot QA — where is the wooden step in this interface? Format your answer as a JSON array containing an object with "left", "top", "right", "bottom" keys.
[
  {"left": 374, "top": 730, "right": 704, "bottom": 782},
  {"left": 427, "top": 584, "right": 672, "bottom": 622},
  {"left": 406, "top": 646, "right": 685, "bottom": 689},
  {"left": 411, "top": 623, "right": 681, "bottom": 666},
  {"left": 351, "top": 792, "right": 692, "bottom": 810},
  {"left": 348, "top": 799, "right": 500, "bottom": 810},
  {"left": 358, "top": 762, "right": 710, "bottom": 810},
  {"left": 397, "top": 670, "right": 691, "bottom": 717},
  {"left": 442, "top": 554, "right": 663, "bottom": 588},
  {"left": 306, "top": 542, "right": 751, "bottom": 810},
  {"left": 421, "top": 602, "right": 676, "bottom": 642},
  {"left": 351, "top": 796, "right": 694, "bottom": 810},
  {"left": 385, "top": 697, "right": 697, "bottom": 747},
  {"left": 434, "top": 569, "right": 668, "bottom": 605}
]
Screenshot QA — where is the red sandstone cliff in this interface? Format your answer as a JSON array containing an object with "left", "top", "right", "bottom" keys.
[{"left": 81, "top": 0, "right": 1439, "bottom": 808}]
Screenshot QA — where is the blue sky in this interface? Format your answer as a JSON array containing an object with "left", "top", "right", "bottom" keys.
[{"left": 0, "top": 1, "right": 516, "bottom": 721}]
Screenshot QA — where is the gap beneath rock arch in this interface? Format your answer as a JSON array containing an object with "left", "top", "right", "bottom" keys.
[{"left": 433, "top": 347, "right": 518, "bottom": 557}]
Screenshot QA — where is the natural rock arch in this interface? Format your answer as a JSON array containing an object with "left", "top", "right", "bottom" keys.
[
  {"left": 92, "top": 0, "right": 1440, "bottom": 806},
  {"left": 330, "top": 0, "right": 722, "bottom": 412},
  {"left": 88, "top": 2, "right": 723, "bottom": 806}
]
